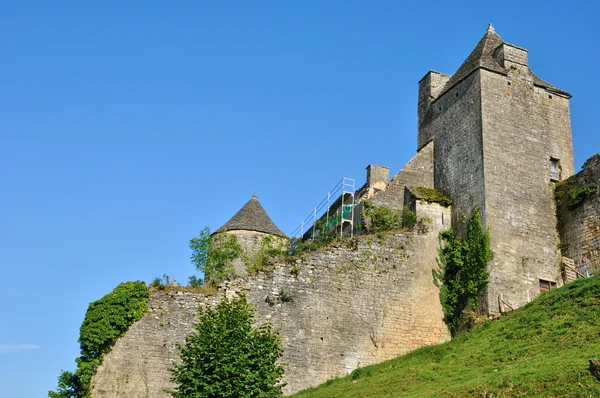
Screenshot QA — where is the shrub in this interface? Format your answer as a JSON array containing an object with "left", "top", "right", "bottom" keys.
[
  {"left": 363, "top": 202, "right": 403, "bottom": 232},
  {"left": 433, "top": 207, "right": 492, "bottom": 336},
  {"left": 168, "top": 297, "right": 285, "bottom": 398},
  {"left": 190, "top": 227, "right": 242, "bottom": 286},
  {"left": 49, "top": 281, "right": 150, "bottom": 398}
]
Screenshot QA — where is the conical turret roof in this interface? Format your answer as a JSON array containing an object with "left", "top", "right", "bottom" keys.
[
  {"left": 440, "top": 24, "right": 570, "bottom": 97},
  {"left": 214, "top": 193, "right": 287, "bottom": 238}
]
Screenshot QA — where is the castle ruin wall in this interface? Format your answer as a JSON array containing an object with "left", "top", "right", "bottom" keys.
[
  {"left": 91, "top": 225, "right": 450, "bottom": 397},
  {"left": 557, "top": 154, "right": 600, "bottom": 275}
]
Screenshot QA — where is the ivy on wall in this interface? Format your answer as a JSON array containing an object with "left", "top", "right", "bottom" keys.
[
  {"left": 190, "top": 227, "right": 243, "bottom": 286},
  {"left": 49, "top": 281, "right": 150, "bottom": 398},
  {"left": 433, "top": 207, "right": 492, "bottom": 336}
]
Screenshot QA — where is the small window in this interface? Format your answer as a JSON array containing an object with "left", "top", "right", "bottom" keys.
[
  {"left": 539, "top": 279, "right": 557, "bottom": 292},
  {"left": 550, "top": 158, "right": 560, "bottom": 181}
]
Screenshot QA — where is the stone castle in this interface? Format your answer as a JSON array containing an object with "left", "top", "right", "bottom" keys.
[{"left": 90, "top": 26, "right": 599, "bottom": 396}]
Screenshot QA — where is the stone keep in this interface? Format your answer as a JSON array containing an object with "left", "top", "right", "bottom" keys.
[{"left": 418, "top": 25, "right": 574, "bottom": 313}]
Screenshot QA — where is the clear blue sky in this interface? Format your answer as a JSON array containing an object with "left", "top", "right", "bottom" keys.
[{"left": 1, "top": 1, "right": 598, "bottom": 397}]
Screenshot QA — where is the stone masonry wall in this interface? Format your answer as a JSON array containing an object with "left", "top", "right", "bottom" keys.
[
  {"left": 91, "top": 290, "right": 216, "bottom": 397},
  {"left": 91, "top": 223, "right": 450, "bottom": 397},
  {"left": 418, "top": 71, "right": 486, "bottom": 231},
  {"left": 558, "top": 154, "right": 600, "bottom": 274},
  {"left": 480, "top": 68, "right": 574, "bottom": 312},
  {"left": 368, "top": 140, "right": 434, "bottom": 211}
]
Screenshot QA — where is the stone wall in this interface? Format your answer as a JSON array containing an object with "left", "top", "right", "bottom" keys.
[
  {"left": 213, "top": 230, "right": 288, "bottom": 278},
  {"left": 480, "top": 68, "right": 574, "bottom": 312},
  {"left": 418, "top": 71, "right": 486, "bottom": 230},
  {"left": 91, "top": 290, "right": 215, "bottom": 397},
  {"left": 558, "top": 154, "right": 600, "bottom": 275},
  {"left": 91, "top": 222, "right": 450, "bottom": 397},
  {"left": 368, "top": 141, "right": 434, "bottom": 211}
]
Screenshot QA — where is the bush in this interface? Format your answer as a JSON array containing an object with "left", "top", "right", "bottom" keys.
[
  {"left": 363, "top": 202, "right": 403, "bottom": 232},
  {"left": 433, "top": 207, "right": 492, "bottom": 336},
  {"left": 190, "top": 227, "right": 242, "bottom": 286},
  {"left": 49, "top": 281, "right": 150, "bottom": 398},
  {"left": 188, "top": 275, "right": 203, "bottom": 288},
  {"left": 168, "top": 297, "right": 285, "bottom": 398}
]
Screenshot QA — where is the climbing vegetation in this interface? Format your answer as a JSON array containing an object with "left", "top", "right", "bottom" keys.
[
  {"left": 415, "top": 187, "right": 453, "bottom": 207},
  {"left": 190, "top": 227, "right": 242, "bottom": 286},
  {"left": 363, "top": 201, "right": 403, "bottom": 232},
  {"left": 48, "top": 281, "right": 150, "bottom": 398},
  {"left": 245, "top": 235, "right": 287, "bottom": 274},
  {"left": 555, "top": 179, "right": 597, "bottom": 208},
  {"left": 433, "top": 207, "right": 492, "bottom": 336},
  {"left": 168, "top": 296, "right": 285, "bottom": 398}
]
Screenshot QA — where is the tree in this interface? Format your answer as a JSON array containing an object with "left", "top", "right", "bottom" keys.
[
  {"left": 48, "top": 281, "right": 150, "bottom": 398},
  {"left": 433, "top": 207, "right": 493, "bottom": 336},
  {"left": 168, "top": 297, "right": 285, "bottom": 398},
  {"left": 189, "top": 227, "right": 242, "bottom": 286}
]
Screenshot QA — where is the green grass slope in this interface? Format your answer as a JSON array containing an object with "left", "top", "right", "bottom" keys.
[{"left": 291, "top": 276, "right": 600, "bottom": 398}]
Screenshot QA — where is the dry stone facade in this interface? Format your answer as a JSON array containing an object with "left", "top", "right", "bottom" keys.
[
  {"left": 557, "top": 154, "right": 600, "bottom": 275},
  {"left": 418, "top": 25, "right": 574, "bottom": 313},
  {"left": 91, "top": 216, "right": 451, "bottom": 396}
]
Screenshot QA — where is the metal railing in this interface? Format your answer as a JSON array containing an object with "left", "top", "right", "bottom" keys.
[{"left": 290, "top": 177, "right": 355, "bottom": 239}]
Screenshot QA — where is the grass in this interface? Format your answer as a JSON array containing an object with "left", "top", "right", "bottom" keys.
[{"left": 291, "top": 276, "right": 600, "bottom": 397}]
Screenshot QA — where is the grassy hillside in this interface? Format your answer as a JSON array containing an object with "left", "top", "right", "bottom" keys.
[{"left": 291, "top": 276, "right": 600, "bottom": 397}]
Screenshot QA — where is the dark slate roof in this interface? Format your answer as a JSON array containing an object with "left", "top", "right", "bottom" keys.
[
  {"left": 439, "top": 25, "right": 570, "bottom": 98},
  {"left": 214, "top": 193, "right": 287, "bottom": 238}
]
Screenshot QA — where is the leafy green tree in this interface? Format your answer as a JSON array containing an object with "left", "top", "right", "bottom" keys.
[
  {"left": 49, "top": 281, "right": 150, "bottom": 398},
  {"left": 168, "top": 297, "right": 285, "bottom": 398},
  {"left": 190, "top": 227, "right": 242, "bottom": 286},
  {"left": 433, "top": 207, "right": 493, "bottom": 336},
  {"left": 48, "top": 370, "right": 81, "bottom": 398}
]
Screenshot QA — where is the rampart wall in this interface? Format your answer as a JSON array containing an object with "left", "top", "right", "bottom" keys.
[
  {"left": 558, "top": 154, "right": 600, "bottom": 275},
  {"left": 91, "top": 221, "right": 450, "bottom": 397}
]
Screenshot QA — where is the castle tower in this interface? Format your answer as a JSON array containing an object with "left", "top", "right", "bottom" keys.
[
  {"left": 212, "top": 193, "right": 288, "bottom": 279},
  {"left": 418, "top": 25, "right": 574, "bottom": 313}
]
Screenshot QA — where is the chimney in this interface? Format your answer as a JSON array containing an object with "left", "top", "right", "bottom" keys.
[
  {"left": 366, "top": 165, "right": 390, "bottom": 192},
  {"left": 493, "top": 43, "right": 528, "bottom": 72},
  {"left": 418, "top": 71, "right": 451, "bottom": 127}
]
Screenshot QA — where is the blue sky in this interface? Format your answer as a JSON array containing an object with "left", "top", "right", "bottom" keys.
[{"left": 1, "top": 1, "right": 598, "bottom": 397}]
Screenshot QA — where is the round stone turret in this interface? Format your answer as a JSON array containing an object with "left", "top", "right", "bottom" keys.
[{"left": 212, "top": 193, "right": 288, "bottom": 279}]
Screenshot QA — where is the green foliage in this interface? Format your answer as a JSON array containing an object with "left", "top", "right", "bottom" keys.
[
  {"left": 401, "top": 205, "right": 417, "bottom": 228},
  {"left": 188, "top": 275, "right": 203, "bottom": 288},
  {"left": 363, "top": 201, "right": 403, "bottom": 232},
  {"left": 278, "top": 288, "right": 294, "bottom": 303},
  {"left": 49, "top": 281, "right": 150, "bottom": 398},
  {"left": 415, "top": 187, "right": 453, "bottom": 207},
  {"left": 168, "top": 297, "right": 285, "bottom": 398},
  {"left": 291, "top": 276, "right": 600, "bottom": 398},
  {"left": 151, "top": 274, "right": 174, "bottom": 290},
  {"left": 190, "top": 227, "right": 243, "bottom": 286},
  {"left": 48, "top": 370, "right": 80, "bottom": 398},
  {"left": 290, "top": 264, "right": 301, "bottom": 277},
  {"left": 567, "top": 183, "right": 597, "bottom": 207},
  {"left": 151, "top": 276, "right": 166, "bottom": 290},
  {"left": 246, "top": 235, "right": 287, "bottom": 274},
  {"left": 433, "top": 207, "right": 492, "bottom": 336},
  {"left": 556, "top": 179, "right": 598, "bottom": 209},
  {"left": 288, "top": 218, "right": 342, "bottom": 256}
]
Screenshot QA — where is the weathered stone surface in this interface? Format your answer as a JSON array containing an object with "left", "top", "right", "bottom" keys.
[
  {"left": 91, "top": 223, "right": 450, "bottom": 397},
  {"left": 557, "top": 154, "right": 600, "bottom": 275},
  {"left": 91, "top": 291, "right": 215, "bottom": 398},
  {"left": 418, "top": 27, "right": 574, "bottom": 313},
  {"left": 368, "top": 140, "right": 434, "bottom": 211}
]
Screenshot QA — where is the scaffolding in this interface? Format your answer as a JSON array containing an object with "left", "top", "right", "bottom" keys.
[{"left": 290, "top": 177, "right": 356, "bottom": 240}]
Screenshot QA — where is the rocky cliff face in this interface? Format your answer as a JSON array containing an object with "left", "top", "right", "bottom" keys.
[{"left": 92, "top": 220, "right": 450, "bottom": 397}]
